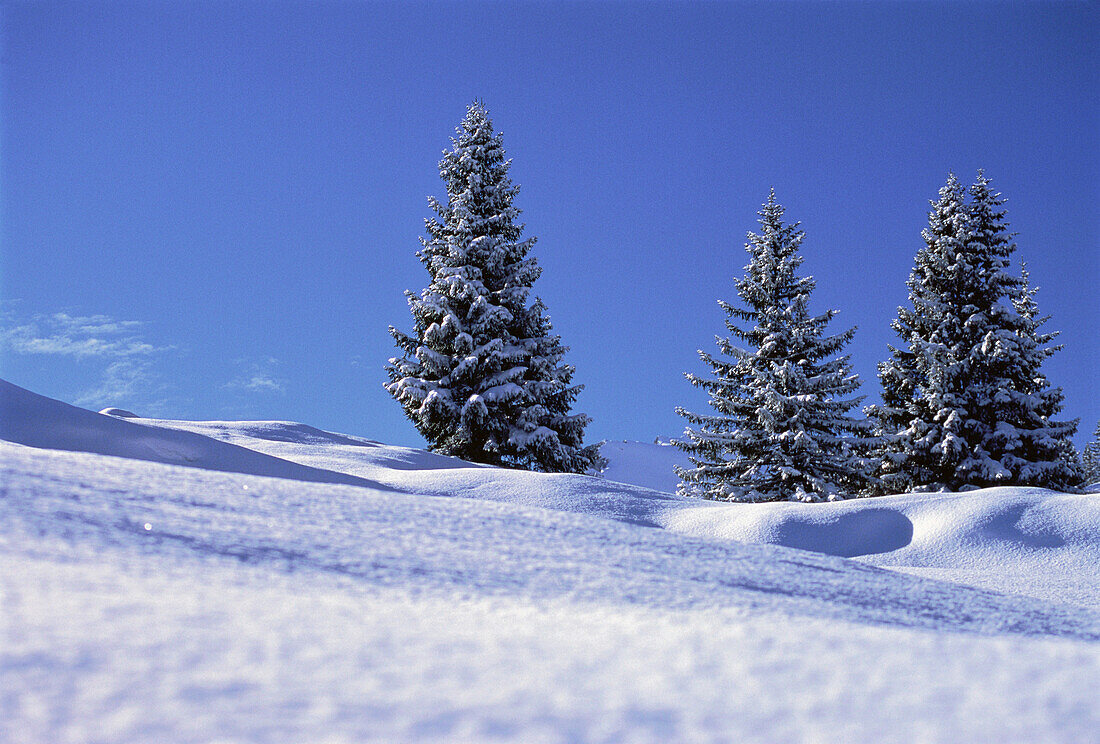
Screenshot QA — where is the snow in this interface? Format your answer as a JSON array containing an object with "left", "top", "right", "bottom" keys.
[
  {"left": 665, "top": 488, "right": 1100, "bottom": 608},
  {"left": 2, "top": 379, "right": 1099, "bottom": 742},
  {"left": 602, "top": 440, "right": 1100, "bottom": 607},
  {"left": 98, "top": 407, "right": 139, "bottom": 418},
  {"left": 0, "top": 380, "right": 373, "bottom": 487}
]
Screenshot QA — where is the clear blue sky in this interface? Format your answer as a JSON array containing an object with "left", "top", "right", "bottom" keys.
[{"left": 2, "top": 1, "right": 1097, "bottom": 450}]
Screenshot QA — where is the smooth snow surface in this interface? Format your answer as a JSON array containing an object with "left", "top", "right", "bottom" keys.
[
  {"left": 2, "top": 380, "right": 1099, "bottom": 743},
  {"left": 0, "top": 380, "right": 377, "bottom": 488},
  {"left": 667, "top": 488, "right": 1100, "bottom": 608}
]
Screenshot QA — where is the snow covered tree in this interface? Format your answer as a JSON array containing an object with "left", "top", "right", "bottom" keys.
[
  {"left": 1004, "top": 264, "right": 1079, "bottom": 486},
  {"left": 868, "top": 173, "right": 982, "bottom": 491},
  {"left": 674, "top": 191, "right": 874, "bottom": 502},
  {"left": 867, "top": 173, "right": 1077, "bottom": 491},
  {"left": 386, "top": 102, "right": 603, "bottom": 473},
  {"left": 1081, "top": 422, "right": 1100, "bottom": 487}
]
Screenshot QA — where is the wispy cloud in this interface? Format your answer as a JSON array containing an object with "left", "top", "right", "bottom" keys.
[
  {"left": 225, "top": 357, "right": 287, "bottom": 395},
  {"left": 237, "top": 373, "right": 286, "bottom": 394},
  {"left": 1, "top": 310, "right": 175, "bottom": 413},
  {"left": 73, "top": 358, "right": 160, "bottom": 409},
  {"left": 0, "top": 312, "right": 170, "bottom": 359}
]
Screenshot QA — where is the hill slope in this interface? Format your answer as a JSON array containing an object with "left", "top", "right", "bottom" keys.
[{"left": 2, "top": 379, "right": 1098, "bottom": 742}]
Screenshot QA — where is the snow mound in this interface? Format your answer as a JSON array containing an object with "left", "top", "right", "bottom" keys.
[
  {"left": 7, "top": 442, "right": 1094, "bottom": 638},
  {"left": 664, "top": 489, "right": 1100, "bottom": 607},
  {"left": 151, "top": 417, "right": 488, "bottom": 472},
  {"left": 6, "top": 379, "right": 1098, "bottom": 608},
  {"left": 4, "top": 442, "right": 1100, "bottom": 743},
  {"left": 667, "top": 502, "right": 915, "bottom": 557},
  {"left": 3, "top": 380, "right": 1100, "bottom": 742},
  {"left": 99, "top": 407, "right": 139, "bottom": 417},
  {"left": 0, "top": 379, "right": 379, "bottom": 489}
]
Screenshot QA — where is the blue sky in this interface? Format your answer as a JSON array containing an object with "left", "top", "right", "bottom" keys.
[{"left": 2, "top": 1, "right": 1097, "bottom": 449}]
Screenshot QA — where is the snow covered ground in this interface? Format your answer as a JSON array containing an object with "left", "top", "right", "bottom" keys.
[{"left": 2, "top": 379, "right": 1099, "bottom": 742}]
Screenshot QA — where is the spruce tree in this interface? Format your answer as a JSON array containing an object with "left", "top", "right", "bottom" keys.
[
  {"left": 1003, "top": 264, "right": 1079, "bottom": 486},
  {"left": 386, "top": 102, "right": 603, "bottom": 473},
  {"left": 869, "top": 174, "right": 971, "bottom": 491},
  {"left": 868, "top": 172, "right": 1077, "bottom": 491},
  {"left": 674, "top": 191, "right": 873, "bottom": 502},
  {"left": 1081, "top": 422, "right": 1100, "bottom": 486}
]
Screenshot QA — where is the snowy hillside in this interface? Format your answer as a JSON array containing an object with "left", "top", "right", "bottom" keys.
[{"left": 2, "top": 379, "right": 1099, "bottom": 743}]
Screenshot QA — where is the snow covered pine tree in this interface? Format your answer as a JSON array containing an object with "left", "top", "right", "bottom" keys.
[
  {"left": 1082, "top": 422, "right": 1100, "bottom": 487},
  {"left": 674, "top": 191, "right": 873, "bottom": 502},
  {"left": 386, "top": 102, "right": 603, "bottom": 473},
  {"left": 868, "top": 173, "right": 1077, "bottom": 492}
]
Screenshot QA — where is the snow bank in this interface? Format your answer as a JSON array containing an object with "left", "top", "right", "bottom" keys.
[
  {"left": 663, "top": 489, "right": 1100, "bottom": 608},
  {"left": 8, "top": 379, "right": 1096, "bottom": 608},
  {"left": 131, "top": 420, "right": 1100, "bottom": 608},
  {"left": 3, "top": 380, "right": 1100, "bottom": 742},
  {"left": 596, "top": 440, "right": 1100, "bottom": 608},
  {"left": 98, "top": 407, "right": 139, "bottom": 418},
  {"left": 0, "top": 379, "right": 377, "bottom": 489},
  {"left": 142, "top": 417, "right": 690, "bottom": 529},
  {"left": 3, "top": 442, "right": 1099, "bottom": 743}
]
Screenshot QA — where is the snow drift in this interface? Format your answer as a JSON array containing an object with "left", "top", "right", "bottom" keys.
[
  {"left": 0, "top": 379, "right": 379, "bottom": 488},
  {"left": 2, "top": 379, "right": 1098, "bottom": 743}
]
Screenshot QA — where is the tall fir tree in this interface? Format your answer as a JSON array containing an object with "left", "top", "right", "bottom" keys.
[
  {"left": 674, "top": 191, "right": 873, "bottom": 502},
  {"left": 386, "top": 102, "right": 603, "bottom": 473},
  {"left": 868, "top": 173, "right": 1077, "bottom": 491},
  {"left": 869, "top": 174, "right": 971, "bottom": 490}
]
